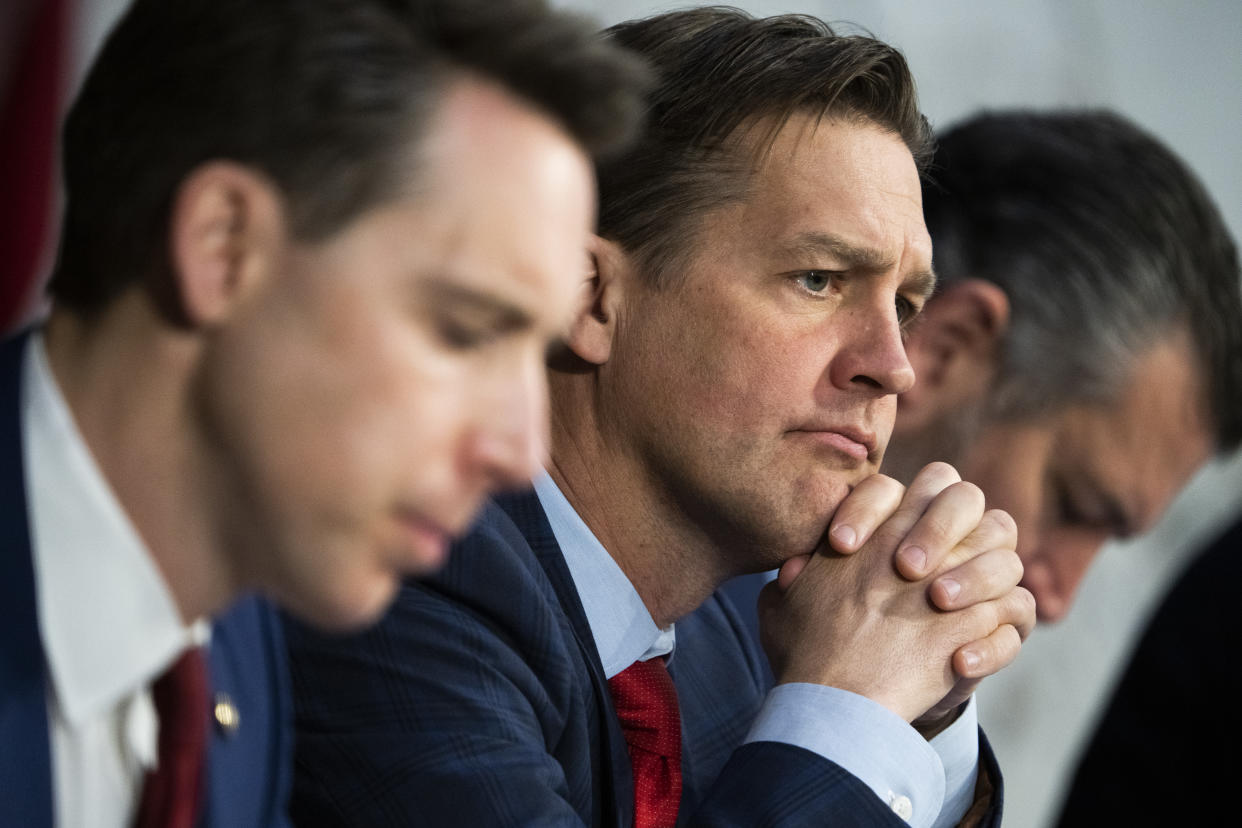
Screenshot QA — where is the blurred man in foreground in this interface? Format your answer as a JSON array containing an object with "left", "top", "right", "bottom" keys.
[
  {"left": 287, "top": 9, "right": 1034, "bottom": 827},
  {"left": 0, "top": 0, "right": 647, "bottom": 824}
]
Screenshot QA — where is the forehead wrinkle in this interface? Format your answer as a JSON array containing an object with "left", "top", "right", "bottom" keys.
[{"left": 782, "top": 231, "right": 894, "bottom": 271}]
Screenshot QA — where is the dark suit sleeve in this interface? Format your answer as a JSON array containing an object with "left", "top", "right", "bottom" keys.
[{"left": 688, "top": 743, "right": 910, "bottom": 827}]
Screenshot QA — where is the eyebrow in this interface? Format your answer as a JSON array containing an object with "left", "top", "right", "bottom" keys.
[
  {"left": 783, "top": 231, "right": 937, "bottom": 302},
  {"left": 422, "top": 277, "right": 534, "bottom": 331}
]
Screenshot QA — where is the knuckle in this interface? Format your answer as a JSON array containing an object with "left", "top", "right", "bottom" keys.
[
  {"left": 1010, "top": 553, "right": 1025, "bottom": 584},
  {"left": 842, "top": 474, "right": 903, "bottom": 515},
  {"left": 919, "top": 460, "right": 962, "bottom": 484},
  {"left": 950, "top": 480, "right": 985, "bottom": 508},
  {"left": 995, "top": 626, "right": 1021, "bottom": 665},
  {"left": 984, "top": 508, "right": 1018, "bottom": 538},
  {"left": 1017, "top": 586, "right": 1037, "bottom": 616},
  {"left": 964, "top": 600, "right": 1001, "bottom": 635},
  {"left": 919, "top": 510, "right": 957, "bottom": 544}
]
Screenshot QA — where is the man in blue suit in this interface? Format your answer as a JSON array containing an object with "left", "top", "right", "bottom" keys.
[
  {"left": 286, "top": 9, "right": 1036, "bottom": 827},
  {"left": 0, "top": 0, "right": 647, "bottom": 824}
]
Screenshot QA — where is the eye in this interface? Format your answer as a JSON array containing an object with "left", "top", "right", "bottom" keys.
[
  {"left": 1054, "top": 480, "right": 1089, "bottom": 526},
  {"left": 435, "top": 316, "right": 497, "bottom": 351},
  {"left": 794, "top": 270, "right": 835, "bottom": 294},
  {"left": 896, "top": 295, "right": 917, "bottom": 324}
]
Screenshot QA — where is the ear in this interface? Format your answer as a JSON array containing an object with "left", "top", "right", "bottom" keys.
[
  {"left": 898, "top": 279, "right": 1010, "bottom": 432},
  {"left": 168, "top": 161, "right": 285, "bottom": 327},
  {"left": 561, "top": 234, "right": 631, "bottom": 366}
]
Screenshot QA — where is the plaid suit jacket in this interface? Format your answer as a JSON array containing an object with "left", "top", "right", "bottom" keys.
[
  {"left": 286, "top": 490, "right": 994, "bottom": 826},
  {"left": 0, "top": 332, "right": 294, "bottom": 827}
]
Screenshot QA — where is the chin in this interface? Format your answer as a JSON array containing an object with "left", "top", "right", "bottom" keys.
[{"left": 288, "top": 573, "right": 401, "bottom": 632}]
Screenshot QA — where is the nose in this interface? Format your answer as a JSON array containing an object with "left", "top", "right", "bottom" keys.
[
  {"left": 827, "top": 304, "right": 916, "bottom": 395},
  {"left": 465, "top": 352, "right": 549, "bottom": 490},
  {"left": 1019, "top": 529, "right": 1108, "bottom": 623}
]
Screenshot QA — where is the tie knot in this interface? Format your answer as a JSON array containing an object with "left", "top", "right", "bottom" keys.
[{"left": 608, "top": 658, "right": 681, "bottom": 757}]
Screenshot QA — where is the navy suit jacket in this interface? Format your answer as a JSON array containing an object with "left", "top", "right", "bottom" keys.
[
  {"left": 0, "top": 332, "right": 294, "bottom": 826},
  {"left": 286, "top": 489, "right": 1000, "bottom": 826}
]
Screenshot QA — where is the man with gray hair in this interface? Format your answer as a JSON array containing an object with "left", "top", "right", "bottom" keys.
[{"left": 882, "top": 109, "right": 1242, "bottom": 624}]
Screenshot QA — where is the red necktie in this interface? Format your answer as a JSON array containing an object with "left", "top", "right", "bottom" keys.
[
  {"left": 608, "top": 658, "right": 682, "bottom": 828},
  {"left": 134, "top": 647, "right": 209, "bottom": 828}
]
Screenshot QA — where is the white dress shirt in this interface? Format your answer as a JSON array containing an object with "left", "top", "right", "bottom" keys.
[
  {"left": 533, "top": 470, "right": 979, "bottom": 828},
  {"left": 22, "top": 332, "right": 207, "bottom": 828}
]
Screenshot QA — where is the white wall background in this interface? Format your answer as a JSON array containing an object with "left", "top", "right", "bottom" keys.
[
  {"left": 558, "top": 3, "right": 1242, "bottom": 827},
  {"left": 75, "top": 2, "right": 1242, "bottom": 826}
]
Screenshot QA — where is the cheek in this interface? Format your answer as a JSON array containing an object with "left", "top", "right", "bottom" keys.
[{"left": 697, "top": 328, "right": 819, "bottom": 426}]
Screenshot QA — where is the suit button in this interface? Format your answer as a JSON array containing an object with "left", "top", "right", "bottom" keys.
[
  {"left": 214, "top": 692, "right": 241, "bottom": 736},
  {"left": 887, "top": 791, "right": 913, "bottom": 821}
]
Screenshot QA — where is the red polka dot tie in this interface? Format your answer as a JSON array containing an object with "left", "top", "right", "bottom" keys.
[
  {"left": 134, "top": 647, "right": 209, "bottom": 828},
  {"left": 608, "top": 657, "right": 683, "bottom": 828}
]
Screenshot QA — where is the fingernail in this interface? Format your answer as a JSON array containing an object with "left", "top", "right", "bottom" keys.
[
  {"left": 899, "top": 545, "right": 926, "bottom": 572},
  {"left": 961, "top": 650, "right": 981, "bottom": 671},
  {"left": 831, "top": 524, "right": 857, "bottom": 549},
  {"left": 939, "top": 578, "right": 961, "bottom": 602}
]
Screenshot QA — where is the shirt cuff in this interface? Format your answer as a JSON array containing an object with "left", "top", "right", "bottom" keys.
[
  {"left": 928, "top": 695, "right": 980, "bottom": 828},
  {"left": 744, "top": 683, "right": 945, "bottom": 827}
]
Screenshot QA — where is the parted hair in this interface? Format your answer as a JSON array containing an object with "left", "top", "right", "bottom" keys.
[
  {"left": 50, "top": 0, "right": 650, "bottom": 311},
  {"left": 924, "top": 110, "right": 1242, "bottom": 450},
  {"left": 596, "top": 6, "right": 932, "bottom": 287}
]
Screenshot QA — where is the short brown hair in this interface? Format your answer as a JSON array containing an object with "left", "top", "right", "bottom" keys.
[
  {"left": 50, "top": 0, "right": 650, "bottom": 311},
  {"left": 597, "top": 7, "right": 931, "bottom": 286}
]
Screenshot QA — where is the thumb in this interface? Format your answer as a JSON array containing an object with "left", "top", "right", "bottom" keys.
[{"left": 776, "top": 554, "right": 812, "bottom": 590}]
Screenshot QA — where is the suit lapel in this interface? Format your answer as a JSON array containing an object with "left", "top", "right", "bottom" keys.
[
  {"left": 494, "top": 489, "right": 634, "bottom": 827},
  {"left": 0, "top": 332, "right": 55, "bottom": 827}
]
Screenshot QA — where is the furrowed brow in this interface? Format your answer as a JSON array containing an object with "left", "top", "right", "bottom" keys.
[
  {"left": 783, "top": 232, "right": 893, "bottom": 271},
  {"left": 784, "top": 232, "right": 937, "bottom": 299}
]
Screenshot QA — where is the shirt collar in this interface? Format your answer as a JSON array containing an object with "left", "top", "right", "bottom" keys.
[
  {"left": 533, "top": 471, "right": 674, "bottom": 679},
  {"left": 23, "top": 331, "right": 206, "bottom": 726}
]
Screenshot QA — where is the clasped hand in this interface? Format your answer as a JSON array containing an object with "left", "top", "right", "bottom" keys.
[{"left": 758, "top": 461, "right": 1036, "bottom": 729}]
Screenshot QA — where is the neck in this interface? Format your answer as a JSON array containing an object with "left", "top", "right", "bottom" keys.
[
  {"left": 547, "top": 376, "right": 735, "bottom": 628},
  {"left": 43, "top": 298, "right": 238, "bottom": 623}
]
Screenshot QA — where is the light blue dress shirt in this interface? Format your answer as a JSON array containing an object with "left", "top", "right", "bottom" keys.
[{"left": 533, "top": 471, "right": 979, "bottom": 828}]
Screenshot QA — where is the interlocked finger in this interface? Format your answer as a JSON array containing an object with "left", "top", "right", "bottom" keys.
[
  {"left": 823, "top": 474, "right": 905, "bottom": 554},
  {"left": 891, "top": 475, "right": 985, "bottom": 580},
  {"left": 954, "top": 623, "right": 1023, "bottom": 680},
  {"left": 926, "top": 509, "right": 1020, "bottom": 610}
]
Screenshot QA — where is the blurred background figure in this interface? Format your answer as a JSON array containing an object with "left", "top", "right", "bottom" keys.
[{"left": 886, "top": 109, "right": 1242, "bottom": 627}]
